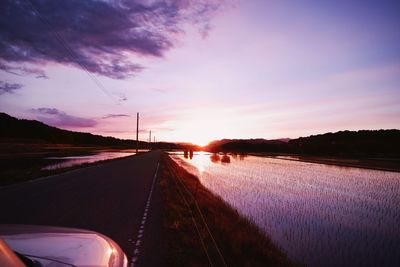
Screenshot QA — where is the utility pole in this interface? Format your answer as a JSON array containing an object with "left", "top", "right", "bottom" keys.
[
  {"left": 136, "top": 112, "right": 139, "bottom": 153},
  {"left": 149, "top": 130, "right": 152, "bottom": 150}
]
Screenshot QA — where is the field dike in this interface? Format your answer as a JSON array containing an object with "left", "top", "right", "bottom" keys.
[{"left": 159, "top": 153, "right": 295, "bottom": 267}]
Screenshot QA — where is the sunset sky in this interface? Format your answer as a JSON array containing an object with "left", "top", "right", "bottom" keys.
[{"left": 1, "top": 0, "right": 399, "bottom": 146}]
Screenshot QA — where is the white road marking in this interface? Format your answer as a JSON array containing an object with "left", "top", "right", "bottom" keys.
[{"left": 130, "top": 161, "right": 159, "bottom": 267}]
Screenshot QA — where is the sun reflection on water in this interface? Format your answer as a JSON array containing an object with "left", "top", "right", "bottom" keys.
[{"left": 185, "top": 151, "right": 212, "bottom": 173}]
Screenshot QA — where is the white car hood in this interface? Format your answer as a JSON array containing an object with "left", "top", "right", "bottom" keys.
[{"left": 0, "top": 225, "right": 127, "bottom": 267}]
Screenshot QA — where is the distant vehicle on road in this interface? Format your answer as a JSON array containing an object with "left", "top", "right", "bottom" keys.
[{"left": 0, "top": 225, "right": 128, "bottom": 267}]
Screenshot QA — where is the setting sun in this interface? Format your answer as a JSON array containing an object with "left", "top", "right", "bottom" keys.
[{"left": 152, "top": 108, "right": 242, "bottom": 146}]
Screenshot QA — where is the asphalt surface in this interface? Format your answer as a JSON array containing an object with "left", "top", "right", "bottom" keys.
[{"left": 0, "top": 150, "right": 163, "bottom": 267}]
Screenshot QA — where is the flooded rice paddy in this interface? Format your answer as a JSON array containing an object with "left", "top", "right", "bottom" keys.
[
  {"left": 171, "top": 152, "right": 400, "bottom": 267},
  {"left": 42, "top": 151, "right": 135, "bottom": 170}
]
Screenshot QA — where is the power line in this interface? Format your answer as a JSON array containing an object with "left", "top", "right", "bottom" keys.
[
  {"left": 168, "top": 160, "right": 228, "bottom": 266},
  {"left": 136, "top": 112, "right": 139, "bottom": 153},
  {"left": 175, "top": 171, "right": 228, "bottom": 267},
  {"left": 171, "top": 169, "right": 214, "bottom": 266},
  {"left": 25, "top": 0, "right": 117, "bottom": 102}
]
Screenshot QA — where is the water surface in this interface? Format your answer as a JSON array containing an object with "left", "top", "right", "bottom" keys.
[
  {"left": 43, "top": 151, "right": 135, "bottom": 170},
  {"left": 171, "top": 152, "right": 400, "bottom": 267}
]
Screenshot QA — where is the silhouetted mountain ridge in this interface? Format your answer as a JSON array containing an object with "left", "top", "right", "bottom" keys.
[
  {"left": 0, "top": 112, "right": 181, "bottom": 149},
  {"left": 206, "top": 130, "right": 400, "bottom": 157},
  {"left": 2, "top": 113, "right": 399, "bottom": 156},
  {"left": 289, "top": 130, "right": 400, "bottom": 156},
  {"left": 0, "top": 112, "right": 139, "bottom": 146},
  {"left": 207, "top": 138, "right": 288, "bottom": 147},
  {"left": 206, "top": 138, "right": 289, "bottom": 153}
]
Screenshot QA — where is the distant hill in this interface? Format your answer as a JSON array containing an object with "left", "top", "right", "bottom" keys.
[
  {"left": 0, "top": 112, "right": 138, "bottom": 146},
  {"left": 288, "top": 130, "right": 400, "bottom": 157},
  {"left": 0, "top": 112, "right": 179, "bottom": 149},
  {"left": 205, "top": 130, "right": 400, "bottom": 157},
  {"left": 206, "top": 138, "right": 288, "bottom": 153},
  {"left": 4, "top": 112, "right": 398, "bottom": 155}
]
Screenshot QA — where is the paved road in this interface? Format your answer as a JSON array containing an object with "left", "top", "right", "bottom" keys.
[{"left": 0, "top": 150, "right": 163, "bottom": 267}]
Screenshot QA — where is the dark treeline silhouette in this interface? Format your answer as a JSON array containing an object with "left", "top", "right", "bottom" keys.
[
  {"left": 3, "top": 113, "right": 398, "bottom": 157},
  {"left": 289, "top": 130, "right": 400, "bottom": 157},
  {"left": 206, "top": 139, "right": 288, "bottom": 153},
  {"left": 205, "top": 130, "right": 400, "bottom": 158},
  {"left": 0, "top": 112, "right": 180, "bottom": 149}
]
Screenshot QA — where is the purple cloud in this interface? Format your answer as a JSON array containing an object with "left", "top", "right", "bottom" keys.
[
  {"left": 0, "top": 81, "right": 23, "bottom": 94},
  {"left": 31, "top": 107, "right": 97, "bottom": 128},
  {"left": 102, "top": 114, "right": 130, "bottom": 119},
  {"left": 0, "top": 0, "right": 223, "bottom": 79},
  {"left": 0, "top": 61, "right": 48, "bottom": 78}
]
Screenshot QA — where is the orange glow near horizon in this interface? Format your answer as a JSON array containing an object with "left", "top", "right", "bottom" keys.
[
  {"left": 168, "top": 124, "right": 219, "bottom": 147},
  {"left": 153, "top": 108, "right": 242, "bottom": 147}
]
